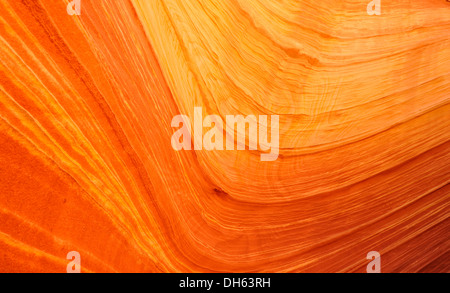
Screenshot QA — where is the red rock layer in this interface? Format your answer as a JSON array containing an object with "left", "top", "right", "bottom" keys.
[{"left": 0, "top": 0, "right": 449, "bottom": 272}]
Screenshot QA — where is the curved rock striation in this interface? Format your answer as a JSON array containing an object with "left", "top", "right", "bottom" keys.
[{"left": 0, "top": 0, "right": 449, "bottom": 272}]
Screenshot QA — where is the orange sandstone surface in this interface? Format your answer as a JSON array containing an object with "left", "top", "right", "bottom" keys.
[{"left": 0, "top": 0, "right": 449, "bottom": 272}]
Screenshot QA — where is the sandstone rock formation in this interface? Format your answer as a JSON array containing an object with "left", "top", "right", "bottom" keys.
[{"left": 0, "top": 0, "right": 448, "bottom": 272}]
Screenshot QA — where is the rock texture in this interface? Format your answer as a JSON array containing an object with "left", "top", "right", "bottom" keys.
[{"left": 0, "top": 0, "right": 449, "bottom": 272}]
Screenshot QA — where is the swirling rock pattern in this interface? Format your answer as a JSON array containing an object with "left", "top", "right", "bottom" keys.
[{"left": 0, "top": 0, "right": 449, "bottom": 272}]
